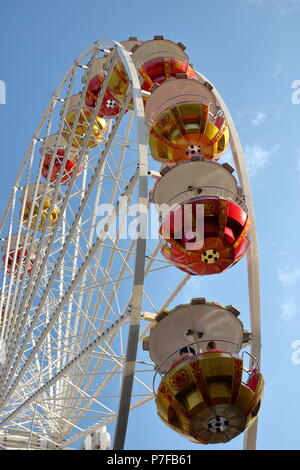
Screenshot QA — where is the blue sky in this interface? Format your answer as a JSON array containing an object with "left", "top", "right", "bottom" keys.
[{"left": 1, "top": 0, "right": 300, "bottom": 450}]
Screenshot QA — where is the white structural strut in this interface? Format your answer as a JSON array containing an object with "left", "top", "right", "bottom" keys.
[
  {"left": 110, "top": 42, "right": 149, "bottom": 450},
  {"left": 197, "top": 72, "right": 262, "bottom": 450},
  {"left": 0, "top": 314, "right": 129, "bottom": 428}
]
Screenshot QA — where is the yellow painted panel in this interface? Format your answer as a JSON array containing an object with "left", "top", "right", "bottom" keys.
[
  {"left": 184, "top": 388, "right": 202, "bottom": 411},
  {"left": 208, "top": 382, "right": 231, "bottom": 402}
]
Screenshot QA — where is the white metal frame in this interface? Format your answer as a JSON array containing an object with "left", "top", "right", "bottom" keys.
[{"left": 0, "top": 40, "right": 261, "bottom": 451}]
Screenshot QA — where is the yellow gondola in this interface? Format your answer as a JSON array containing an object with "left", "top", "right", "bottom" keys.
[
  {"left": 21, "top": 184, "right": 60, "bottom": 230},
  {"left": 62, "top": 94, "right": 107, "bottom": 149},
  {"left": 144, "top": 299, "right": 264, "bottom": 444},
  {"left": 156, "top": 352, "right": 263, "bottom": 444}
]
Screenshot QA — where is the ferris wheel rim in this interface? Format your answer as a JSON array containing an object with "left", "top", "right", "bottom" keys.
[{"left": 196, "top": 71, "right": 262, "bottom": 450}]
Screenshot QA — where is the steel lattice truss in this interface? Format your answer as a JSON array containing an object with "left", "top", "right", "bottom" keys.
[{"left": 0, "top": 39, "right": 261, "bottom": 450}]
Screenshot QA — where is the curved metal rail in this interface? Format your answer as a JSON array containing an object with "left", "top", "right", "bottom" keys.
[
  {"left": 196, "top": 72, "right": 262, "bottom": 450},
  {"left": 0, "top": 40, "right": 261, "bottom": 451}
]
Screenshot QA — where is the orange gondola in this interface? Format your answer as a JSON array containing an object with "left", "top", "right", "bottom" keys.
[
  {"left": 131, "top": 36, "right": 196, "bottom": 91},
  {"left": 145, "top": 76, "right": 229, "bottom": 165}
]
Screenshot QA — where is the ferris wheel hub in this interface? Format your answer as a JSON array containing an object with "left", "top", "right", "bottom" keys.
[
  {"left": 207, "top": 415, "right": 229, "bottom": 432},
  {"left": 191, "top": 404, "right": 247, "bottom": 443}
]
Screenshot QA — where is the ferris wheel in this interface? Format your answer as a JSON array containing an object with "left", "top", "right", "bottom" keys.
[{"left": 0, "top": 36, "right": 263, "bottom": 450}]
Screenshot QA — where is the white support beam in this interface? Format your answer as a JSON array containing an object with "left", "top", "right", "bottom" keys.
[{"left": 0, "top": 313, "right": 129, "bottom": 428}]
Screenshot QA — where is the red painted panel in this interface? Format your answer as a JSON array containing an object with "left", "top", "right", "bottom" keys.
[
  {"left": 42, "top": 152, "right": 82, "bottom": 185},
  {"left": 140, "top": 57, "right": 197, "bottom": 91},
  {"left": 85, "top": 74, "right": 121, "bottom": 117},
  {"left": 227, "top": 201, "right": 247, "bottom": 226}
]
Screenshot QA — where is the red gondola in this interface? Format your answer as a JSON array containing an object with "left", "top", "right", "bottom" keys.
[
  {"left": 41, "top": 134, "right": 82, "bottom": 185},
  {"left": 85, "top": 73, "right": 121, "bottom": 118},
  {"left": 1, "top": 234, "right": 36, "bottom": 278},
  {"left": 160, "top": 197, "right": 251, "bottom": 275}
]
